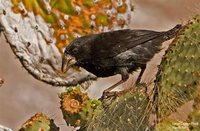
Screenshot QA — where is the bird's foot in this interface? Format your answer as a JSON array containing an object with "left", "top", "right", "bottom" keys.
[
  {"left": 135, "top": 82, "right": 148, "bottom": 93},
  {"left": 99, "top": 91, "right": 118, "bottom": 101},
  {"left": 136, "top": 82, "right": 147, "bottom": 87},
  {"left": 99, "top": 88, "right": 133, "bottom": 101}
]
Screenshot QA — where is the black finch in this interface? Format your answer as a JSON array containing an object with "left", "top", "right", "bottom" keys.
[{"left": 62, "top": 24, "right": 182, "bottom": 95}]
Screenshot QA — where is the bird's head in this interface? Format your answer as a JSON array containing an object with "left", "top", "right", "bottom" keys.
[{"left": 61, "top": 35, "right": 95, "bottom": 72}]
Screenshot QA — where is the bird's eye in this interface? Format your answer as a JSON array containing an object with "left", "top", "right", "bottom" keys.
[{"left": 72, "top": 48, "right": 78, "bottom": 54}]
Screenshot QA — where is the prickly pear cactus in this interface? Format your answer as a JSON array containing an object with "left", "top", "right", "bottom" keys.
[
  {"left": 18, "top": 113, "right": 59, "bottom": 131},
  {"left": 87, "top": 88, "right": 151, "bottom": 131},
  {"left": 156, "top": 15, "right": 200, "bottom": 119},
  {"left": 59, "top": 87, "right": 101, "bottom": 129},
  {"left": 0, "top": 0, "right": 132, "bottom": 86}
]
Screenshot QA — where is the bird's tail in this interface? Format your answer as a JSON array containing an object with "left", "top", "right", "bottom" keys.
[{"left": 164, "top": 24, "right": 182, "bottom": 39}]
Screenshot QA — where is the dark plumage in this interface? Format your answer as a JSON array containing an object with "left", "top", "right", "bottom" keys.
[{"left": 62, "top": 24, "right": 182, "bottom": 95}]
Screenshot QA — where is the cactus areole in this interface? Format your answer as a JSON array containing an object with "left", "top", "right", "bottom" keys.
[{"left": 0, "top": 0, "right": 132, "bottom": 86}]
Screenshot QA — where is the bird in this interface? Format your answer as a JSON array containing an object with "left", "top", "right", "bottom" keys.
[{"left": 62, "top": 24, "right": 182, "bottom": 98}]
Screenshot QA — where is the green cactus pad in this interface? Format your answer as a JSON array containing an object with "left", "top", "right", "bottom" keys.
[
  {"left": 87, "top": 88, "right": 151, "bottom": 131},
  {"left": 156, "top": 16, "right": 200, "bottom": 119},
  {"left": 18, "top": 113, "right": 59, "bottom": 131},
  {"left": 59, "top": 87, "right": 101, "bottom": 129}
]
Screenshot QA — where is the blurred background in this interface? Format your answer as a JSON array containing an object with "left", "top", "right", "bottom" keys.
[{"left": 0, "top": 0, "right": 200, "bottom": 130}]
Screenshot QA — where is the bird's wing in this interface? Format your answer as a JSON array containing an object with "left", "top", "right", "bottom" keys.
[
  {"left": 113, "top": 38, "right": 164, "bottom": 67},
  {"left": 91, "top": 29, "right": 166, "bottom": 66}
]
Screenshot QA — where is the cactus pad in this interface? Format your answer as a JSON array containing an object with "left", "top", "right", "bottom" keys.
[
  {"left": 156, "top": 16, "right": 200, "bottom": 119},
  {"left": 0, "top": 0, "right": 132, "bottom": 86},
  {"left": 87, "top": 88, "right": 151, "bottom": 131},
  {"left": 18, "top": 113, "right": 59, "bottom": 131}
]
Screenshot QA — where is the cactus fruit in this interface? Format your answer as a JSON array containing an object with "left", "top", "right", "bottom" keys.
[
  {"left": 87, "top": 88, "right": 151, "bottom": 131},
  {"left": 59, "top": 87, "right": 101, "bottom": 129},
  {"left": 18, "top": 112, "right": 59, "bottom": 131},
  {"left": 156, "top": 15, "right": 200, "bottom": 119}
]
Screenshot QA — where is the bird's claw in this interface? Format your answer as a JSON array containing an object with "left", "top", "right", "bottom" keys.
[{"left": 99, "top": 91, "right": 117, "bottom": 101}]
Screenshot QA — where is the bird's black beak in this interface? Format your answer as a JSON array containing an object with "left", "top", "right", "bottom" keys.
[{"left": 61, "top": 54, "right": 77, "bottom": 73}]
